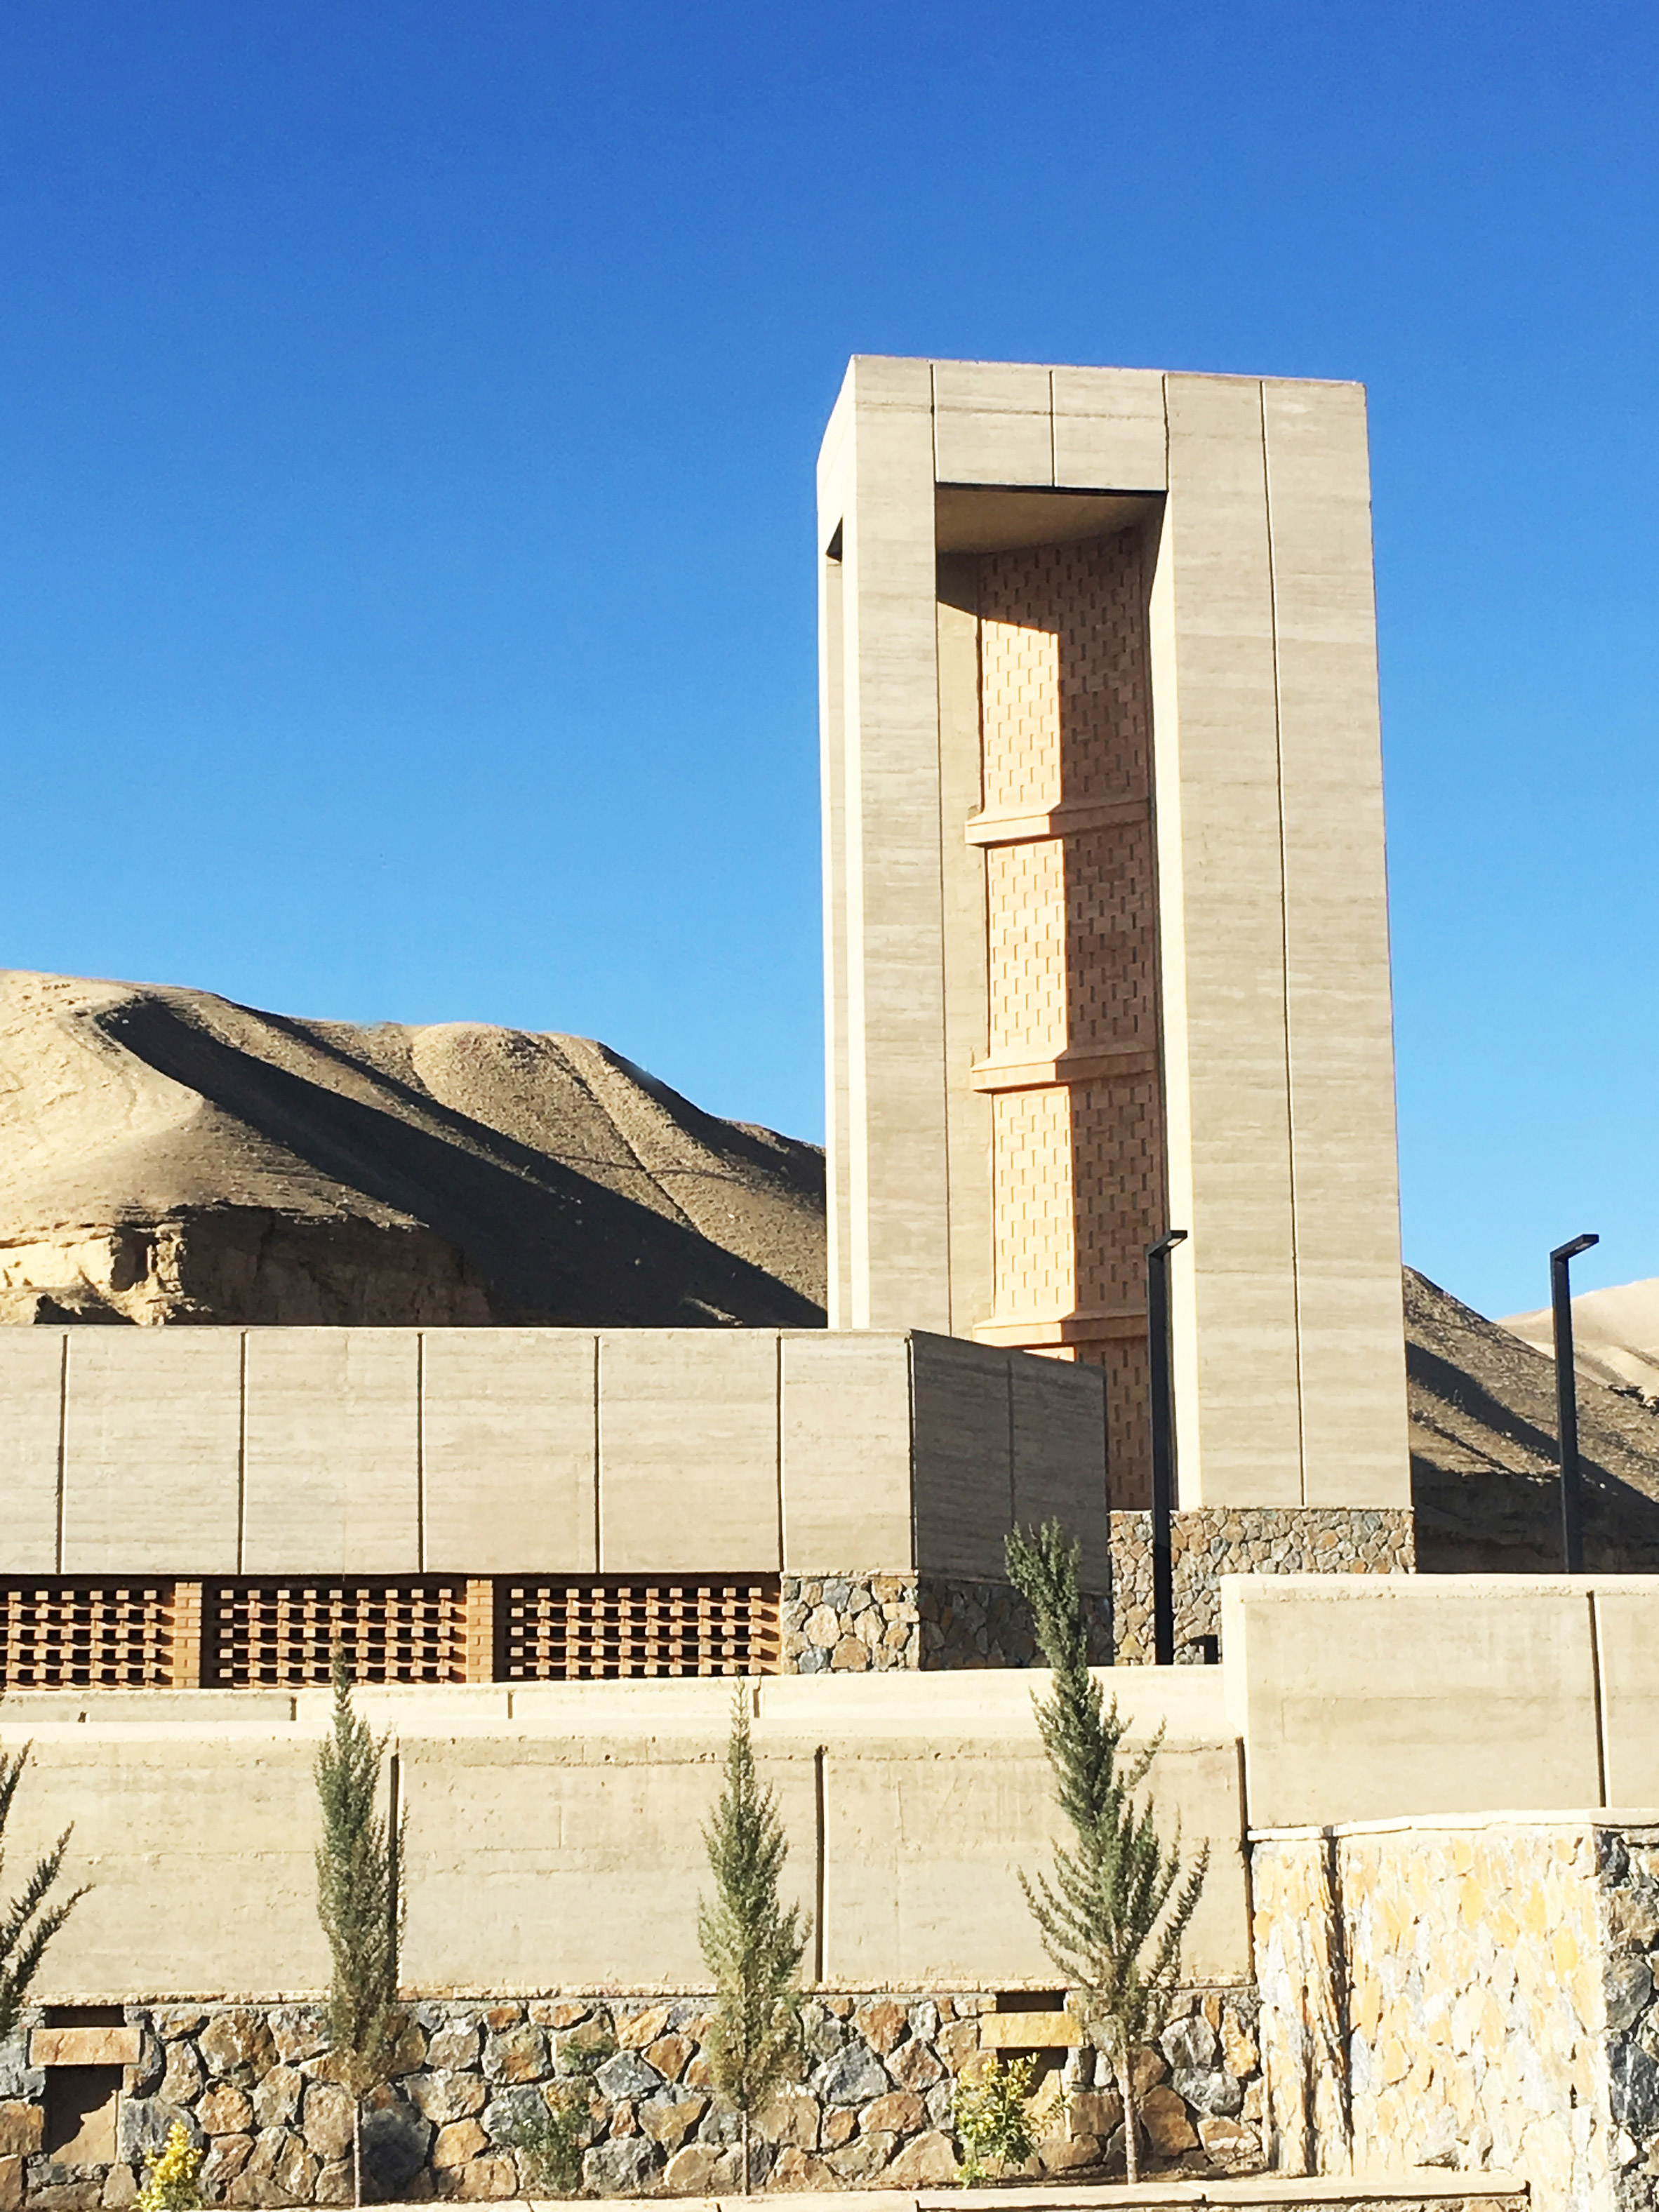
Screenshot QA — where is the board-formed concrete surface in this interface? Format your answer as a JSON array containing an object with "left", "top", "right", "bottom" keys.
[
  {"left": 0, "top": 1323, "right": 1105, "bottom": 1579},
  {"left": 0, "top": 968, "right": 825, "bottom": 1328},
  {"left": 0, "top": 1669, "right": 1244, "bottom": 2001},
  {"left": 817, "top": 359, "right": 1408, "bottom": 1517}
]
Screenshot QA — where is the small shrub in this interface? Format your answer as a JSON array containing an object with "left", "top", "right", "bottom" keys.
[
  {"left": 505, "top": 2085, "right": 590, "bottom": 2196},
  {"left": 557, "top": 2023, "right": 616, "bottom": 2079},
  {"left": 137, "top": 2120, "right": 204, "bottom": 2212},
  {"left": 953, "top": 2053, "right": 1037, "bottom": 2185}
]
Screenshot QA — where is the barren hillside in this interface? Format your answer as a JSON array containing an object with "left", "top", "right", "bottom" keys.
[
  {"left": 0, "top": 970, "right": 825, "bottom": 1328},
  {"left": 1408, "top": 1267, "right": 1659, "bottom": 1568}
]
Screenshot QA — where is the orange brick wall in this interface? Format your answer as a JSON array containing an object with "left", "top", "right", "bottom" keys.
[{"left": 976, "top": 528, "right": 1166, "bottom": 1507}]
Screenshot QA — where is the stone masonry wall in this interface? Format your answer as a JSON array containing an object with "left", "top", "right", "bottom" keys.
[
  {"left": 1, "top": 1989, "right": 1262, "bottom": 2206},
  {"left": 779, "top": 1578, "right": 1112, "bottom": 1673},
  {"left": 1253, "top": 1820, "right": 1648, "bottom": 2212},
  {"left": 1110, "top": 1510, "right": 1415, "bottom": 1663}
]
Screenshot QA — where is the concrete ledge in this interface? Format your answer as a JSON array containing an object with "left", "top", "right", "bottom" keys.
[{"left": 381, "top": 2179, "right": 1526, "bottom": 2212}]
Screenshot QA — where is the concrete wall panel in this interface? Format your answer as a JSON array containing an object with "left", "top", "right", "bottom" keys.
[
  {"left": 1225, "top": 1575, "right": 1604, "bottom": 1827},
  {"left": 403, "top": 1732, "right": 818, "bottom": 1991},
  {"left": 780, "top": 1333, "right": 912, "bottom": 1570},
  {"left": 1051, "top": 366, "right": 1168, "bottom": 490},
  {"left": 839, "top": 356, "right": 953, "bottom": 1331},
  {"left": 0, "top": 1730, "right": 326, "bottom": 1999},
  {"left": 931, "top": 361, "right": 1053, "bottom": 488},
  {"left": 1011, "top": 1357, "right": 1108, "bottom": 1587},
  {"left": 242, "top": 1330, "right": 420, "bottom": 1573},
  {"left": 1262, "top": 380, "right": 1410, "bottom": 1509},
  {"left": 1161, "top": 375, "right": 1302, "bottom": 1507},
  {"left": 0, "top": 1331, "right": 63, "bottom": 1573},
  {"left": 910, "top": 1333, "right": 1011, "bottom": 1579},
  {"left": 422, "top": 1330, "right": 598, "bottom": 1573},
  {"left": 62, "top": 1331, "right": 242, "bottom": 1573},
  {"left": 599, "top": 1331, "right": 779, "bottom": 1571}
]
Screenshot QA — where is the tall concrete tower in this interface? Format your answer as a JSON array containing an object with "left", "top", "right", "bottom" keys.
[{"left": 817, "top": 357, "right": 1410, "bottom": 1521}]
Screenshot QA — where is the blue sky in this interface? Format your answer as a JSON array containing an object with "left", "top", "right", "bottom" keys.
[{"left": 1, "top": 1, "right": 1654, "bottom": 1319}]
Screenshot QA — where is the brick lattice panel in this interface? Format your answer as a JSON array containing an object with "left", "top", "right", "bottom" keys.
[
  {"left": 0, "top": 1580, "right": 182, "bottom": 1689},
  {"left": 498, "top": 1578, "right": 781, "bottom": 1680},
  {"left": 978, "top": 525, "right": 1166, "bottom": 1506},
  {"left": 202, "top": 1581, "right": 471, "bottom": 1687},
  {"left": 987, "top": 838, "right": 1068, "bottom": 1060}
]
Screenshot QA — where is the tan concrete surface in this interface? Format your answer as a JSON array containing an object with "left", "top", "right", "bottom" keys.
[
  {"left": 0, "top": 1328, "right": 64, "bottom": 1572},
  {"left": 61, "top": 1328, "right": 241, "bottom": 1573},
  {"left": 422, "top": 1328, "right": 598, "bottom": 1573},
  {"left": 820, "top": 359, "right": 1410, "bottom": 1515},
  {"left": 242, "top": 1328, "right": 420, "bottom": 1573},
  {"left": 0, "top": 1324, "right": 1114, "bottom": 1580},
  {"left": 780, "top": 1331, "right": 912, "bottom": 1570},
  {"left": 0, "top": 1667, "right": 1244, "bottom": 2001},
  {"left": 1223, "top": 1575, "right": 1624, "bottom": 1827}
]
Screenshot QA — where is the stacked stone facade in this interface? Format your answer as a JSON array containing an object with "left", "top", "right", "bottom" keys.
[
  {"left": 1253, "top": 1819, "right": 1659, "bottom": 2212},
  {"left": 1108, "top": 1510, "right": 1416, "bottom": 1663},
  {"left": 4, "top": 1990, "right": 1264, "bottom": 2207},
  {"left": 779, "top": 1576, "right": 1112, "bottom": 1672}
]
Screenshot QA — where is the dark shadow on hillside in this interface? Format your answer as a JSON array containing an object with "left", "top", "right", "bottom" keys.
[{"left": 101, "top": 997, "right": 825, "bottom": 1329}]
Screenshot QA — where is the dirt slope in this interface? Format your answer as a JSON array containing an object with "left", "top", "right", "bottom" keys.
[{"left": 0, "top": 970, "right": 825, "bottom": 1328}]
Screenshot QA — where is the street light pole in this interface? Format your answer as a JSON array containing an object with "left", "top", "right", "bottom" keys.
[
  {"left": 1552, "top": 1232, "right": 1599, "bottom": 1573},
  {"left": 1146, "top": 1229, "right": 1188, "bottom": 1667}
]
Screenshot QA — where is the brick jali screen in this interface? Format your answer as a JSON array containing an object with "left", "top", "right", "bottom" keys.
[
  {"left": 202, "top": 1581, "right": 473, "bottom": 1687},
  {"left": 498, "top": 1578, "right": 781, "bottom": 1680},
  {"left": 0, "top": 1578, "right": 782, "bottom": 1687},
  {"left": 0, "top": 1580, "right": 187, "bottom": 1690}
]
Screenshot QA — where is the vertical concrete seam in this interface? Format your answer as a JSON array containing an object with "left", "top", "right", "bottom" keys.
[
  {"left": 773, "top": 1333, "right": 786, "bottom": 1572},
  {"left": 813, "top": 1744, "right": 828, "bottom": 1985},
  {"left": 1259, "top": 380, "right": 1307, "bottom": 1506},
  {"left": 1590, "top": 1589, "right": 1610, "bottom": 1808},
  {"left": 415, "top": 1332, "right": 427, "bottom": 1573},
  {"left": 592, "top": 1335, "right": 604, "bottom": 1573},
  {"left": 236, "top": 1330, "right": 249, "bottom": 1573},
  {"left": 1005, "top": 1357, "right": 1016, "bottom": 1533},
  {"left": 932, "top": 546, "right": 955, "bottom": 1337},
  {"left": 54, "top": 1331, "right": 69, "bottom": 1573},
  {"left": 1048, "top": 368, "right": 1058, "bottom": 486},
  {"left": 907, "top": 1335, "right": 920, "bottom": 1575}
]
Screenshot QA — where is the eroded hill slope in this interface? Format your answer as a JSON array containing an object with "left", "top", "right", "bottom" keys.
[{"left": 0, "top": 970, "right": 825, "bottom": 1328}]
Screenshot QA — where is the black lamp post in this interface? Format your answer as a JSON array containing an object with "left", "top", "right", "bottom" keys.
[
  {"left": 1551, "top": 1232, "right": 1599, "bottom": 1573},
  {"left": 1146, "top": 1229, "right": 1188, "bottom": 1666}
]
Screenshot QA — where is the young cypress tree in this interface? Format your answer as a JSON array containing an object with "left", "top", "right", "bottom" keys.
[
  {"left": 0, "top": 1745, "right": 86, "bottom": 2041},
  {"left": 697, "top": 1685, "right": 808, "bottom": 2195},
  {"left": 1005, "top": 1520, "right": 1207, "bottom": 2185},
  {"left": 314, "top": 1648, "right": 406, "bottom": 2208}
]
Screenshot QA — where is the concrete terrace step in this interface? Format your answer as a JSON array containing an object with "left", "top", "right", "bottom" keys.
[{"left": 372, "top": 2173, "right": 1527, "bottom": 2212}]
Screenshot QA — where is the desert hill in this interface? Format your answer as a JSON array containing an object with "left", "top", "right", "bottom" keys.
[
  {"left": 0, "top": 969, "right": 825, "bottom": 1328},
  {"left": 1500, "top": 1277, "right": 1659, "bottom": 1404},
  {"left": 1408, "top": 1267, "right": 1659, "bottom": 1568},
  {"left": 7, "top": 968, "right": 1659, "bottom": 1570}
]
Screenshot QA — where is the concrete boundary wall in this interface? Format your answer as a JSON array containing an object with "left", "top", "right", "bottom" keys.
[
  {"left": 0, "top": 1670, "right": 1243, "bottom": 2004},
  {"left": 1221, "top": 1575, "right": 1659, "bottom": 1830},
  {"left": 0, "top": 1328, "right": 1106, "bottom": 1584}
]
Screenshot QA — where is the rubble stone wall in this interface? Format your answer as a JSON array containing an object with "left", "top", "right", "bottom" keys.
[
  {"left": 1253, "top": 1819, "right": 1653, "bottom": 2212},
  {"left": 779, "top": 1577, "right": 1112, "bottom": 1672},
  {"left": 1, "top": 1988, "right": 1262, "bottom": 2207},
  {"left": 1109, "top": 1510, "right": 1415, "bottom": 1663}
]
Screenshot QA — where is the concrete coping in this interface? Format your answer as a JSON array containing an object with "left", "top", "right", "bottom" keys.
[
  {"left": 387, "top": 2181, "right": 1527, "bottom": 2212},
  {"left": 1251, "top": 1813, "right": 1659, "bottom": 1841}
]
